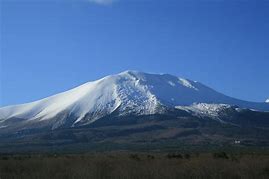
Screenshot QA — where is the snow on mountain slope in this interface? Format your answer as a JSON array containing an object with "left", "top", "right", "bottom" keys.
[
  {"left": 0, "top": 70, "right": 269, "bottom": 129},
  {"left": 266, "top": 98, "right": 269, "bottom": 103},
  {"left": 176, "top": 103, "right": 231, "bottom": 117},
  {"left": 0, "top": 71, "right": 162, "bottom": 126},
  {"left": 175, "top": 103, "right": 237, "bottom": 122}
]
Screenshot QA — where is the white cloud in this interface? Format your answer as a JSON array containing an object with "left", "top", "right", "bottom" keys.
[{"left": 88, "top": 0, "right": 116, "bottom": 5}]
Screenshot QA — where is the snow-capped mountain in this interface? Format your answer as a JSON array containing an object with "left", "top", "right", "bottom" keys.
[
  {"left": 266, "top": 98, "right": 269, "bottom": 103},
  {"left": 0, "top": 70, "right": 269, "bottom": 130}
]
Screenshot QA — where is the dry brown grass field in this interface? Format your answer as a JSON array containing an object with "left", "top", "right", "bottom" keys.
[{"left": 0, "top": 152, "right": 269, "bottom": 179}]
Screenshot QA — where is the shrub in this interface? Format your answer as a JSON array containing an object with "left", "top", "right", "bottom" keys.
[
  {"left": 262, "top": 167, "right": 269, "bottom": 176},
  {"left": 166, "top": 153, "right": 183, "bottom": 159},
  {"left": 147, "top": 154, "right": 155, "bottom": 160},
  {"left": 1, "top": 156, "right": 9, "bottom": 160},
  {"left": 184, "top": 153, "right": 191, "bottom": 159},
  {"left": 213, "top": 152, "right": 229, "bottom": 159},
  {"left": 129, "top": 154, "right": 140, "bottom": 161}
]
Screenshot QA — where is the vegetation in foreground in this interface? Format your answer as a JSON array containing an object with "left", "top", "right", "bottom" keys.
[{"left": 0, "top": 151, "right": 269, "bottom": 179}]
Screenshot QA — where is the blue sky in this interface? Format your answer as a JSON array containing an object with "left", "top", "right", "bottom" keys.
[{"left": 1, "top": 0, "right": 269, "bottom": 106}]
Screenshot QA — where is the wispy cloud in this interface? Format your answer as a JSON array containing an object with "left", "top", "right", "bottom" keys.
[{"left": 88, "top": 0, "right": 116, "bottom": 5}]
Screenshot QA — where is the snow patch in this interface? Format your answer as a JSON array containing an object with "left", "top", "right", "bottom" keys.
[
  {"left": 178, "top": 78, "right": 198, "bottom": 90},
  {"left": 168, "top": 81, "right": 176, "bottom": 87},
  {"left": 0, "top": 125, "right": 7, "bottom": 129}
]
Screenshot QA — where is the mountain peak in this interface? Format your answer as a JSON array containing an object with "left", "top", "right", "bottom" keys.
[
  {"left": 119, "top": 70, "right": 140, "bottom": 75},
  {"left": 117, "top": 70, "right": 147, "bottom": 75},
  {"left": 266, "top": 98, "right": 269, "bottom": 103}
]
